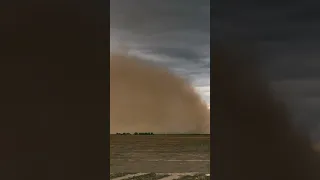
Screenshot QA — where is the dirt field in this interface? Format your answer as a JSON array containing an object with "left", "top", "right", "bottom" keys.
[
  {"left": 110, "top": 135, "right": 210, "bottom": 173},
  {"left": 110, "top": 172, "right": 210, "bottom": 180}
]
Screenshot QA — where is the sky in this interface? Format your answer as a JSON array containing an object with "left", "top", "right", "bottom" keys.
[
  {"left": 110, "top": 0, "right": 320, "bottom": 139},
  {"left": 214, "top": 0, "right": 320, "bottom": 141},
  {"left": 110, "top": 0, "right": 210, "bottom": 105}
]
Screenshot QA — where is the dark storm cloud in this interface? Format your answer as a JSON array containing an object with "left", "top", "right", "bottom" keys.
[
  {"left": 111, "top": 0, "right": 210, "bottom": 34},
  {"left": 272, "top": 80, "right": 320, "bottom": 98},
  {"left": 144, "top": 47, "right": 206, "bottom": 62},
  {"left": 258, "top": 42, "right": 320, "bottom": 83},
  {"left": 213, "top": 0, "right": 320, "bottom": 140},
  {"left": 214, "top": 0, "right": 320, "bottom": 42},
  {"left": 111, "top": 0, "right": 210, "bottom": 104}
]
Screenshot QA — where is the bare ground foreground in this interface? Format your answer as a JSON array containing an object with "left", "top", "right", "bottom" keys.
[
  {"left": 110, "top": 135, "right": 210, "bottom": 173},
  {"left": 110, "top": 172, "right": 210, "bottom": 180}
]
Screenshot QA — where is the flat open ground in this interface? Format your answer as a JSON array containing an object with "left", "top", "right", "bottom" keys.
[
  {"left": 110, "top": 134, "right": 210, "bottom": 174},
  {"left": 110, "top": 172, "right": 210, "bottom": 180}
]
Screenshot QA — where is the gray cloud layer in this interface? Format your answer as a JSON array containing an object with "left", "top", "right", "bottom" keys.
[
  {"left": 214, "top": 0, "right": 320, "bottom": 140},
  {"left": 110, "top": 0, "right": 210, "bottom": 104}
]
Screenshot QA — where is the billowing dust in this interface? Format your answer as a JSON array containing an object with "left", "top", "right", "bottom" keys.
[
  {"left": 211, "top": 42, "right": 320, "bottom": 180},
  {"left": 110, "top": 54, "right": 210, "bottom": 134}
]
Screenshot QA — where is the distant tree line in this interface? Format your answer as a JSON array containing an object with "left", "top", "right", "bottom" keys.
[
  {"left": 115, "top": 132, "right": 154, "bottom": 135},
  {"left": 115, "top": 133, "right": 131, "bottom": 135}
]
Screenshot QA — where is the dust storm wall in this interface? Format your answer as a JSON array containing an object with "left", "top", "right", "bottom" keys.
[{"left": 110, "top": 54, "right": 210, "bottom": 134}]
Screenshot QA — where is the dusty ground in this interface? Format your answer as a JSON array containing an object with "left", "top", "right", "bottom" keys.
[
  {"left": 110, "top": 172, "right": 210, "bottom": 180},
  {"left": 110, "top": 135, "right": 210, "bottom": 173}
]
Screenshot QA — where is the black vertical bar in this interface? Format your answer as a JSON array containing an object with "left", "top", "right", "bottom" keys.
[{"left": 0, "top": 0, "right": 109, "bottom": 179}]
